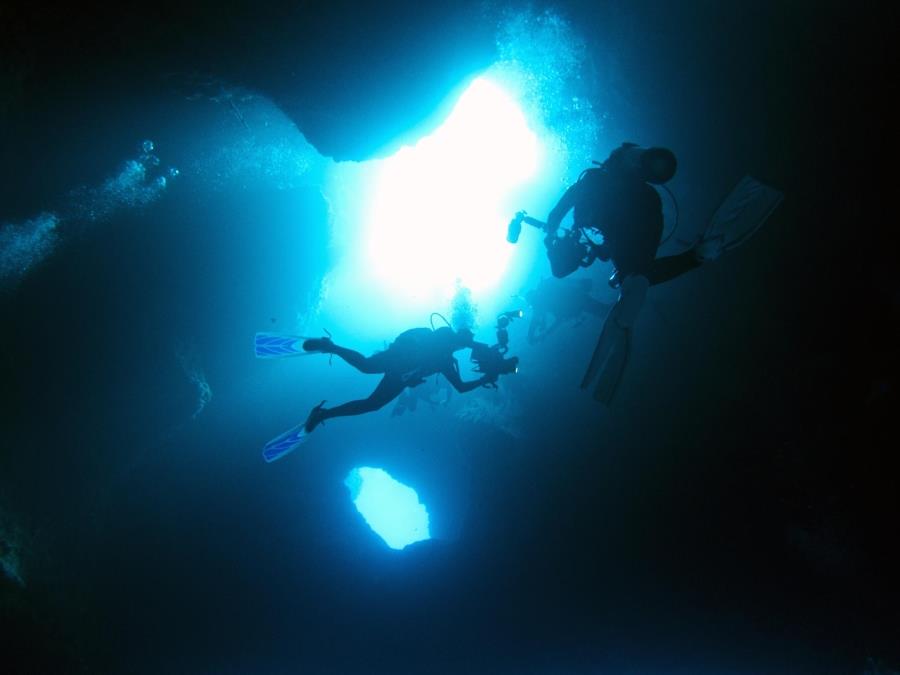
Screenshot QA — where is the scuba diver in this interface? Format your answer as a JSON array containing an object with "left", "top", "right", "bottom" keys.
[
  {"left": 300, "top": 327, "right": 489, "bottom": 432},
  {"left": 511, "top": 143, "right": 700, "bottom": 285},
  {"left": 508, "top": 142, "right": 783, "bottom": 404},
  {"left": 524, "top": 276, "right": 611, "bottom": 344},
  {"left": 255, "top": 316, "right": 520, "bottom": 462}
]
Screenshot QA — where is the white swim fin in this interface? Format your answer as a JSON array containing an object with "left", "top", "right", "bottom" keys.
[
  {"left": 695, "top": 175, "right": 784, "bottom": 261},
  {"left": 581, "top": 275, "right": 648, "bottom": 405}
]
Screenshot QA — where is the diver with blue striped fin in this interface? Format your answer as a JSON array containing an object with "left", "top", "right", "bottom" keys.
[
  {"left": 258, "top": 313, "right": 520, "bottom": 462},
  {"left": 254, "top": 332, "right": 316, "bottom": 358},
  {"left": 509, "top": 142, "right": 783, "bottom": 405}
]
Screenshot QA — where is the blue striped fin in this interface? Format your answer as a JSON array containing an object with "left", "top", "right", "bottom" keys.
[
  {"left": 262, "top": 422, "right": 308, "bottom": 463},
  {"left": 254, "top": 333, "right": 310, "bottom": 359}
]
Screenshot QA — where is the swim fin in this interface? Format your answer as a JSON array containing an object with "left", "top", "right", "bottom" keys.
[
  {"left": 254, "top": 332, "right": 320, "bottom": 359},
  {"left": 262, "top": 422, "right": 308, "bottom": 463},
  {"left": 590, "top": 329, "right": 631, "bottom": 404},
  {"left": 694, "top": 175, "right": 784, "bottom": 260},
  {"left": 580, "top": 307, "right": 631, "bottom": 404},
  {"left": 580, "top": 275, "right": 647, "bottom": 405}
]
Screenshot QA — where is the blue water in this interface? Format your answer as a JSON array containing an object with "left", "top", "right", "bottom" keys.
[{"left": 1, "top": 3, "right": 895, "bottom": 674}]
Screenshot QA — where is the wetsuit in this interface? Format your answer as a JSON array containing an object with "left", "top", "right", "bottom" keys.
[
  {"left": 546, "top": 167, "right": 699, "bottom": 285},
  {"left": 314, "top": 328, "right": 484, "bottom": 425}
]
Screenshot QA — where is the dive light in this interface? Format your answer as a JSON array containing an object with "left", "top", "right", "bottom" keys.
[
  {"left": 507, "top": 211, "right": 526, "bottom": 243},
  {"left": 507, "top": 211, "right": 546, "bottom": 244}
]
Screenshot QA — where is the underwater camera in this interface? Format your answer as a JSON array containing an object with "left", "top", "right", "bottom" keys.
[
  {"left": 507, "top": 208, "right": 597, "bottom": 278},
  {"left": 470, "top": 342, "right": 519, "bottom": 387},
  {"left": 494, "top": 309, "right": 523, "bottom": 353},
  {"left": 545, "top": 228, "right": 602, "bottom": 279},
  {"left": 469, "top": 309, "right": 522, "bottom": 386}
]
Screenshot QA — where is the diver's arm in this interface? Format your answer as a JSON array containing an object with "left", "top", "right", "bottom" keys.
[
  {"left": 545, "top": 181, "right": 583, "bottom": 233},
  {"left": 442, "top": 359, "right": 488, "bottom": 393}
]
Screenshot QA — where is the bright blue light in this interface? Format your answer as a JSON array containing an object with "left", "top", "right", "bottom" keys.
[
  {"left": 319, "top": 72, "right": 562, "bottom": 339},
  {"left": 365, "top": 77, "right": 539, "bottom": 299},
  {"left": 319, "top": 77, "right": 545, "bottom": 336},
  {"left": 345, "top": 467, "right": 431, "bottom": 550}
]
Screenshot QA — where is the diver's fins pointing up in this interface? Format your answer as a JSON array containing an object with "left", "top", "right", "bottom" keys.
[{"left": 694, "top": 175, "right": 784, "bottom": 261}]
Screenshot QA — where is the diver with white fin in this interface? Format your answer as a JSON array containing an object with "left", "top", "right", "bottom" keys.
[{"left": 508, "top": 142, "right": 783, "bottom": 404}]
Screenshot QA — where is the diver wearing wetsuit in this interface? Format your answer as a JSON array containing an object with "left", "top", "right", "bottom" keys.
[
  {"left": 301, "top": 327, "right": 490, "bottom": 432},
  {"left": 544, "top": 142, "right": 702, "bottom": 286},
  {"left": 541, "top": 143, "right": 705, "bottom": 404}
]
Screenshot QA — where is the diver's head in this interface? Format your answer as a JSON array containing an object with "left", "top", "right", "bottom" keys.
[
  {"left": 436, "top": 326, "right": 475, "bottom": 351},
  {"left": 605, "top": 143, "right": 677, "bottom": 184}
]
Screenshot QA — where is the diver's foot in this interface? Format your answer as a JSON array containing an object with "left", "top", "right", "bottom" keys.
[
  {"left": 304, "top": 400, "right": 327, "bottom": 433},
  {"left": 302, "top": 337, "right": 335, "bottom": 353}
]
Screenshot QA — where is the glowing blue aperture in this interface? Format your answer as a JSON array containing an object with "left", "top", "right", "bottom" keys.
[
  {"left": 365, "top": 77, "right": 539, "bottom": 298},
  {"left": 345, "top": 467, "right": 431, "bottom": 550}
]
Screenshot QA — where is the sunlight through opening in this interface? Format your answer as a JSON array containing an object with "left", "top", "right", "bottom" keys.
[
  {"left": 345, "top": 467, "right": 431, "bottom": 550},
  {"left": 365, "top": 77, "right": 539, "bottom": 300}
]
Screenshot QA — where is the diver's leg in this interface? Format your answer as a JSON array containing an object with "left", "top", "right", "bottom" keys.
[
  {"left": 302, "top": 336, "right": 387, "bottom": 374},
  {"left": 317, "top": 375, "right": 407, "bottom": 424},
  {"left": 330, "top": 345, "right": 388, "bottom": 374},
  {"left": 645, "top": 251, "right": 702, "bottom": 286}
]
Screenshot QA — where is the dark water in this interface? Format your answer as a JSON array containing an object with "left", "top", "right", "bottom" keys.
[{"left": 1, "top": 2, "right": 896, "bottom": 673}]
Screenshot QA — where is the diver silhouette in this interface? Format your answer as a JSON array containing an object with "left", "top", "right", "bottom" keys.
[
  {"left": 525, "top": 277, "right": 611, "bottom": 344},
  {"left": 301, "top": 326, "right": 495, "bottom": 433},
  {"left": 542, "top": 142, "right": 703, "bottom": 285},
  {"left": 256, "top": 315, "right": 520, "bottom": 462},
  {"left": 508, "top": 142, "right": 783, "bottom": 405}
]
